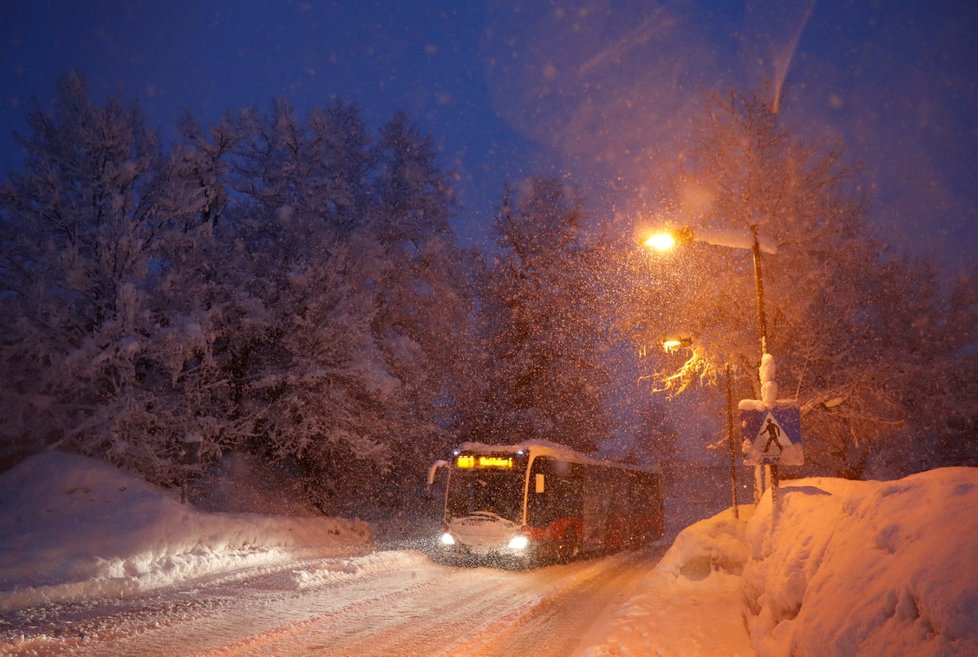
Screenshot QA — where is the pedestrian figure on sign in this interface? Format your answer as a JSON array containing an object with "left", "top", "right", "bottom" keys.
[{"left": 763, "top": 418, "right": 784, "bottom": 452}]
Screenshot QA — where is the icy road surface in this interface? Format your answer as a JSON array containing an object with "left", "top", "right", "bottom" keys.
[{"left": 1, "top": 547, "right": 664, "bottom": 657}]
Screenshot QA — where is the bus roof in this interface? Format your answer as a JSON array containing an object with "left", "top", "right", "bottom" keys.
[{"left": 456, "top": 439, "right": 661, "bottom": 474}]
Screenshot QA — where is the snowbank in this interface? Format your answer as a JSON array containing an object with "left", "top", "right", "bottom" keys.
[
  {"left": 743, "top": 468, "right": 978, "bottom": 657},
  {"left": 580, "top": 466, "right": 978, "bottom": 657},
  {"left": 576, "top": 508, "right": 757, "bottom": 657},
  {"left": 657, "top": 504, "right": 754, "bottom": 579},
  {"left": 0, "top": 452, "right": 370, "bottom": 610}
]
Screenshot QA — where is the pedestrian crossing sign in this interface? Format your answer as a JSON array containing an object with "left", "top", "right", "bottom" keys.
[{"left": 742, "top": 407, "right": 803, "bottom": 466}]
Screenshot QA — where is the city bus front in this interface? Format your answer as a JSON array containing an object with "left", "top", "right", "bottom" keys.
[{"left": 437, "top": 449, "right": 533, "bottom": 563}]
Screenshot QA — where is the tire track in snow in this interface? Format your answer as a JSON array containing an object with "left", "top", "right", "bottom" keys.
[
  {"left": 192, "top": 562, "right": 531, "bottom": 657},
  {"left": 189, "top": 549, "right": 659, "bottom": 657},
  {"left": 2, "top": 547, "right": 663, "bottom": 656},
  {"left": 1, "top": 551, "right": 434, "bottom": 656},
  {"left": 433, "top": 549, "right": 655, "bottom": 657}
]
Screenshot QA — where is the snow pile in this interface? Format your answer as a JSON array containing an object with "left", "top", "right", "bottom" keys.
[
  {"left": 576, "top": 509, "right": 756, "bottom": 657},
  {"left": 743, "top": 468, "right": 978, "bottom": 657},
  {"left": 657, "top": 504, "right": 754, "bottom": 579},
  {"left": 290, "top": 550, "right": 432, "bottom": 590},
  {"left": 580, "top": 467, "right": 978, "bottom": 657},
  {"left": 0, "top": 452, "right": 371, "bottom": 610}
]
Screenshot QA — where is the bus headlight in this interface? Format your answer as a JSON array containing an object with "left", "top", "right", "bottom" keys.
[
  {"left": 507, "top": 535, "right": 529, "bottom": 550},
  {"left": 439, "top": 532, "right": 456, "bottom": 546}
]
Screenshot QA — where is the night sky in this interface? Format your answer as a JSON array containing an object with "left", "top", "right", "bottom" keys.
[{"left": 2, "top": 0, "right": 977, "bottom": 265}]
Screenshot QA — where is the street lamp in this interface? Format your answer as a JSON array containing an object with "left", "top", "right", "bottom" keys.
[
  {"left": 644, "top": 227, "right": 693, "bottom": 252},
  {"left": 644, "top": 223, "right": 780, "bottom": 503},
  {"left": 643, "top": 225, "right": 776, "bottom": 356},
  {"left": 661, "top": 336, "right": 692, "bottom": 353}
]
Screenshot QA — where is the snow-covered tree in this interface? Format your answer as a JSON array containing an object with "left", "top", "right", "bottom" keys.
[
  {"left": 205, "top": 103, "right": 477, "bottom": 509},
  {"left": 366, "top": 113, "right": 475, "bottom": 481},
  {"left": 480, "top": 179, "right": 611, "bottom": 453},
  {"left": 852, "top": 257, "right": 978, "bottom": 474},
  {"left": 231, "top": 99, "right": 369, "bottom": 233},
  {"left": 0, "top": 80, "right": 479, "bottom": 505},
  {"left": 618, "top": 88, "right": 978, "bottom": 477},
  {"left": 211, "top": 100, "right": 396, "bottom": 507},
  {"left": 0, "top": 73, "right": 229, "bottom": 484}
]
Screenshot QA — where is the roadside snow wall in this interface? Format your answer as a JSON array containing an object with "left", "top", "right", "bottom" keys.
[
  {"left": 0, "top": 452, "right": 371, "bottom": 610},
  {"left": 742, "top": 468, "right": 978, "bottom": 657}
]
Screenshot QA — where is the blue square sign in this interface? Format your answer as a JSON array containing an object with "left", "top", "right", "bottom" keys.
[{"left": 742, "top": 407, "right": 803, "bottom": 466}]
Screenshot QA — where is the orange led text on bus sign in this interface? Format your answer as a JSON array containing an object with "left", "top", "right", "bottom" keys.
[{"left": 455, "top": 455, "right": 514, "bottom": 469}]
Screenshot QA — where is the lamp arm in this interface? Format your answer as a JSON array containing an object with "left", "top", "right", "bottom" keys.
[{"left": 692, "top": 227, "right": 778, "bottom": 255}]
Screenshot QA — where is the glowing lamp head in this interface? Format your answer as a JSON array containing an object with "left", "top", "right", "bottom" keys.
[
  {"left": 644, "top": 232, "right": 677, "bottom": 252},
  {"left": 662, "top": 339, "right": 684, "bottom": 353},
  {"left": 662, "top": 336, "right": 692, "bottom": 353},
  {"left": 439, "top": 532, "right": 456, "bottom": 546},
  {"left": 507, "top": 535, "right": 530, "bottom": 551}
]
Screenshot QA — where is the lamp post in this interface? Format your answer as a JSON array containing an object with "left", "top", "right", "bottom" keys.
[
  {"left": 645, "top": 224, "right": 778, "bottom": 502},
  {"left": 749, "top": 225, "right": 768, "bottom": 356}
]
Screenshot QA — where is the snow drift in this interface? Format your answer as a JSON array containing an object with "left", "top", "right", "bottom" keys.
[
  {"left": 576, "top": 506, "right": 756, "bottom": 657},
  {"left": 0, "top": 452, "right": 370, "bottom": 610},
  {"left": 584, "top": 466, "right": 978, "bottom": 657},
  {"left": 742, "top": 468, "right": 978, "bottom": 657}
]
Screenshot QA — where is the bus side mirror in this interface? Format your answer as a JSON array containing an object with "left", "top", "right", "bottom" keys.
[
  {"left": 535, "top": 473, "right": 545, "bottom": 494},
  {"left": 428, "top": 460, "right": 448, "bottom": 486}
]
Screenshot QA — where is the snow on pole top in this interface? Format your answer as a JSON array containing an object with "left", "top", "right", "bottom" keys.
[{"left": 738, "top": 352, "right": 779, "bottom": 412}]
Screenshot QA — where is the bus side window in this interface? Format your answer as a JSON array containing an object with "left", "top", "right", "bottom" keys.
[
  {"left": 528, "top": 458, "right": 581, "bottom": 526},
  {"left": 558, "top": 464, "right": 583, "bottom": 519},
  {"left": 628, "top": 473, "right": 644, "bottom": 507}
]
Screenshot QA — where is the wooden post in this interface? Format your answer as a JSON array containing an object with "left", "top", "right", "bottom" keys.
[
  {"left": 726, "top": 364, "right": 738, "bottom": 519},
  {"left": 751, "top": 225, "right": 778, "bottom": 506}
]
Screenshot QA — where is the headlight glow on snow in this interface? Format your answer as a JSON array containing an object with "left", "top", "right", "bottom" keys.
[
  {"left": 439, "top": 532, "right": 456, "bottom": 546},
  {"left": 507, "top": 535, "right": 529, "bottom": 550}
]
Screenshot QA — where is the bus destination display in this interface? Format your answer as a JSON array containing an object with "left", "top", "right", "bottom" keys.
[{"left": 455, "top": 455, "right": 514, "bottom": 469}]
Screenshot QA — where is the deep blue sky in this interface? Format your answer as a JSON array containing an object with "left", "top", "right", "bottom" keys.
[{"left": 2, "top": 0, "right": 977, "bottom": 266}]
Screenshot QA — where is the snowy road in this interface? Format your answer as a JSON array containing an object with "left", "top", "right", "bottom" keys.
[{"left": 1, "top": 547, "right": 664, "bottom": 657}]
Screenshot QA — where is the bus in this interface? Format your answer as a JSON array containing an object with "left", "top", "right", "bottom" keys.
[{"left": 428, "top": 440, "right": 664, "bottom": 565}]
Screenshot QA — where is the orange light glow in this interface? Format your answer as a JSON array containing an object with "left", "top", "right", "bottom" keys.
[
  {"left": 662, "top": 339, "right": 684, "bottom": 353},
  {"left": 644, "top": 232, "right": 676, "bottom": 251}
]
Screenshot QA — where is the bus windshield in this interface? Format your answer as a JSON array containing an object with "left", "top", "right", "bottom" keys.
[{"left": 446, "top": 468, "right": 524, "bottom": 523}]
